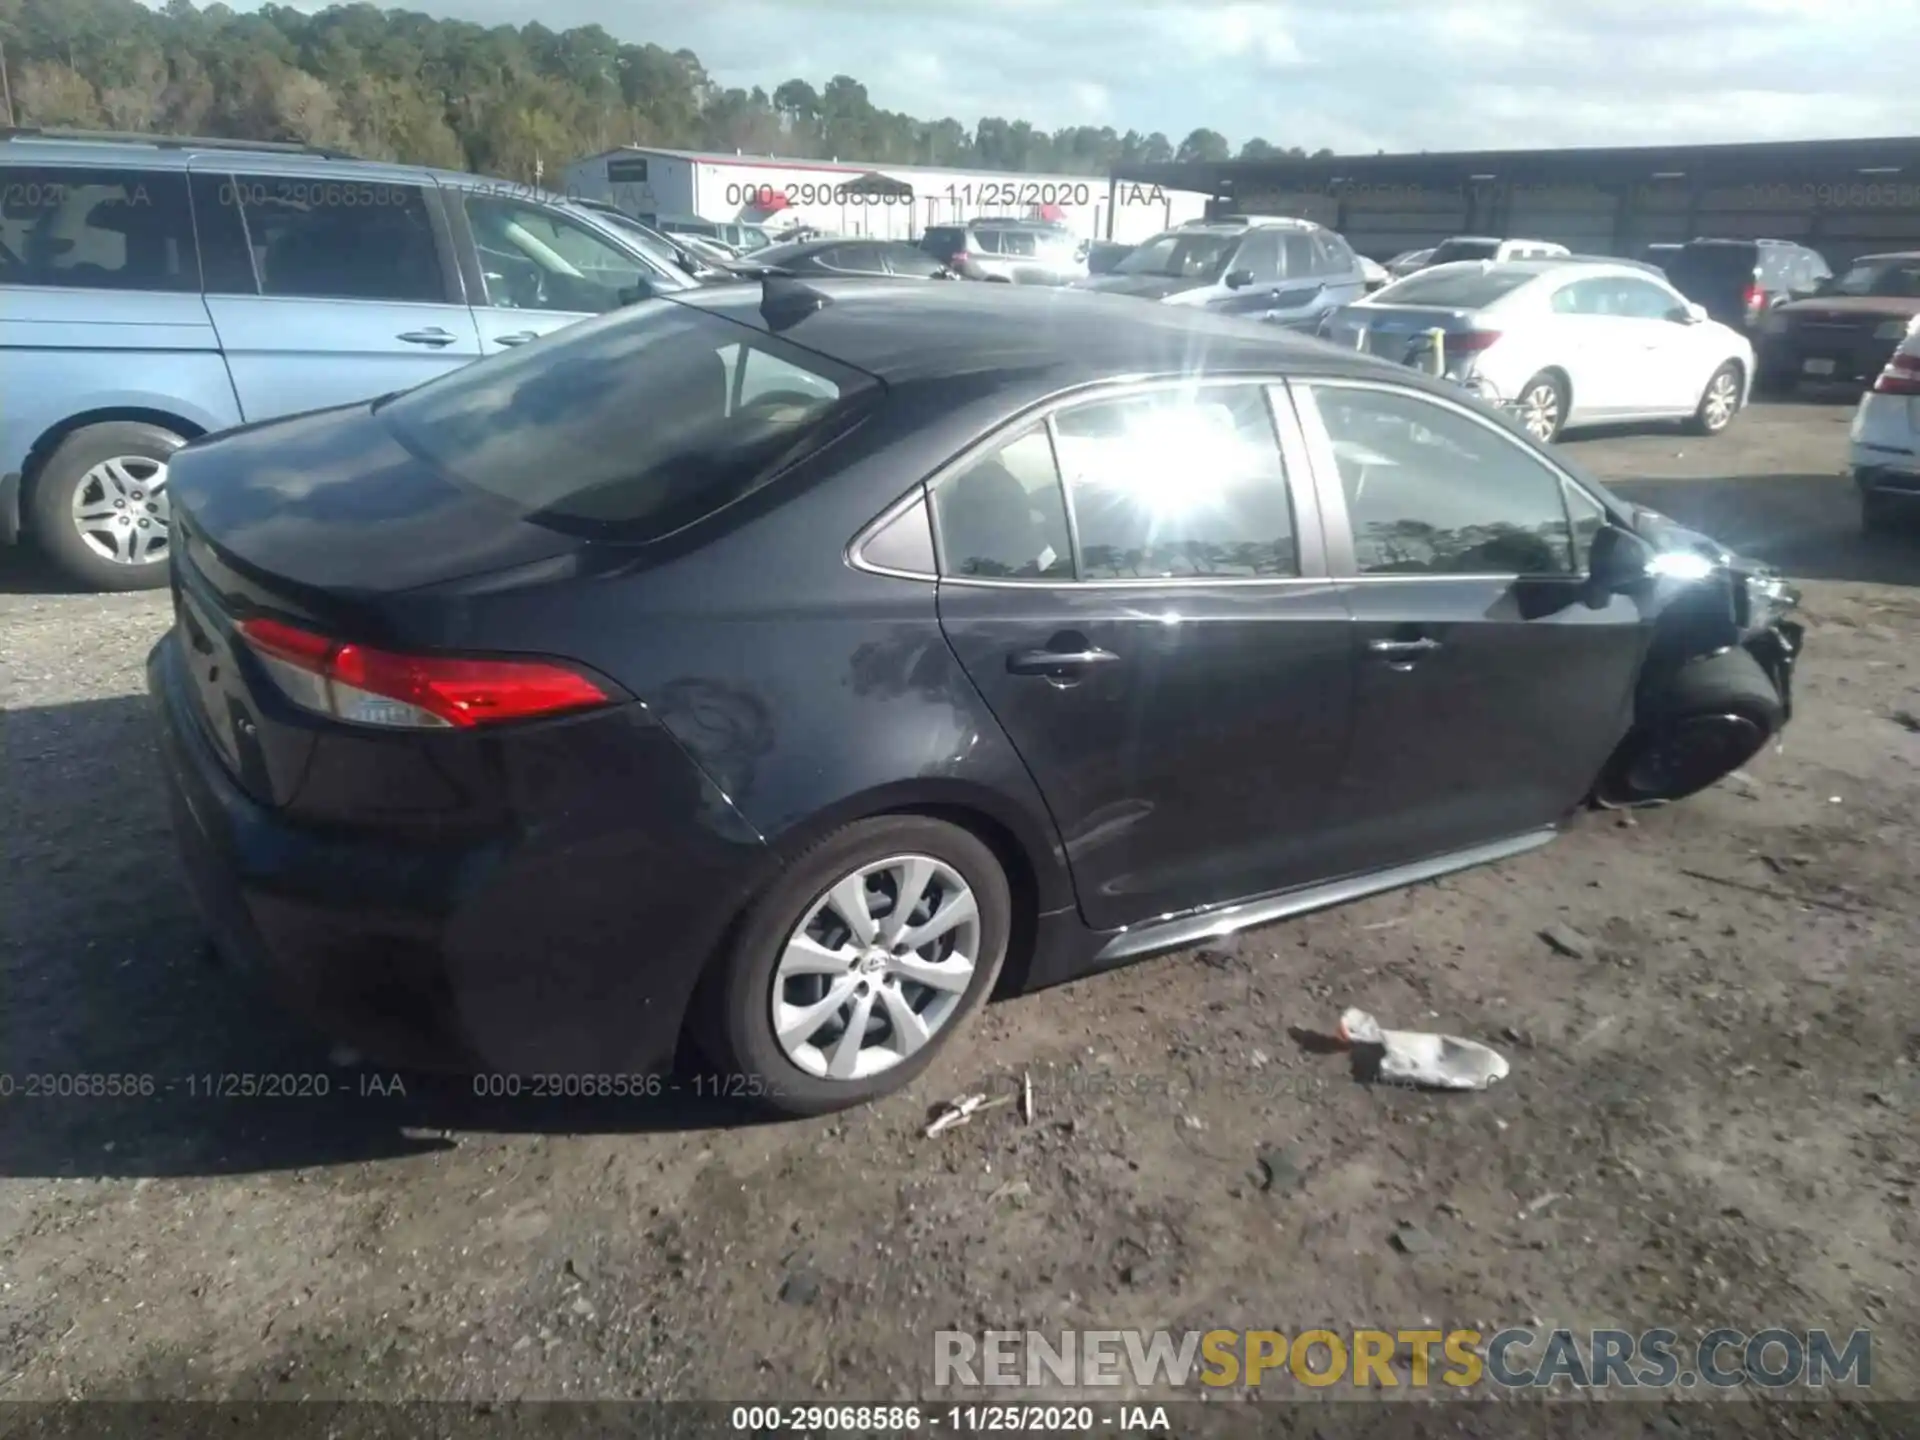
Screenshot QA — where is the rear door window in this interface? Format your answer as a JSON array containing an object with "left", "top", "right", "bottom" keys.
[
  {"left": 225, "top": 173, "right": 445, "bottom": 302},
  {"left": 0, "top": 166, "right": 198, "bottom": 292},
  {"left": 932, "top": 428, "right": 1074, "bottom": 581},
  {"left": 1279, "top": 232, "right": 1317, "bottom": 280},
  {"left": 1053, "top": 386, "right": 1297, "bottom": 579},
  {"left": 378, "top": 300, "right": 882, "bottom": 540}
]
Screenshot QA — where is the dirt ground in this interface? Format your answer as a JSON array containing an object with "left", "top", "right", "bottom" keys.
[{"left": 1, "top": 396, "right": 1915, "bottom": 1419}]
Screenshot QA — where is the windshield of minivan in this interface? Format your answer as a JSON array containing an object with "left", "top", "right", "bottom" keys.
[
  {"left": 1826, "top": 258, "right": 1920, "bottom": 298},
  {"left": 380, "top": 301, "right": 882, "bottom": 540},
  {"left": 1114, "top": 230, "right": 1238, "bottom": 280}
]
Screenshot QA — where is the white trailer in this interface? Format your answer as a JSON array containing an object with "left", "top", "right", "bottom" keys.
[{"left": 563, "top": 147, "right": 1208, "bottom": 246}]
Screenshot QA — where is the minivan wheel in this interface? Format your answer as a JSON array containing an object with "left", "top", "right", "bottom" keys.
[
  {"left": 1517, "top": 371, "right": 1567, "bottom": 444},
  {"left": 28, "top": 421, "right": 183, "bottom": 592},
  {"left": 1688, "top": 363, "right": 1743, "bottom": 436},
  {"left": 699, "top": 816, "right": 1011, "bottom": 1118}
]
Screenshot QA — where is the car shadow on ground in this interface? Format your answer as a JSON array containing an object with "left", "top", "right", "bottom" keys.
[
  {"left": 1598, "top": 471, "right": 1920, "bottom": 587},
  {"left": 0, "top": 694, "right": 796, "bottom": 1182}
]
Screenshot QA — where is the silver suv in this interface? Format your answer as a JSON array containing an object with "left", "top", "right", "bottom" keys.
[{"left": 919, "top": 221, "right": 1088, "bottom": 285}]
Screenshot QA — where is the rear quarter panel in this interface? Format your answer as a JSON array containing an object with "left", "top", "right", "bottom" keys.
[{"left": 0, "top": 286, "right": 239, "bottom": 478}]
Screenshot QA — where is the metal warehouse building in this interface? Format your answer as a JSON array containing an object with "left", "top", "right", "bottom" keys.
[
  {"left": 1107, "top": 136, "right": 1920, "bottom": 265},
  {"left": 564, "top": 146, "right": 1209, "bottom": 246}
]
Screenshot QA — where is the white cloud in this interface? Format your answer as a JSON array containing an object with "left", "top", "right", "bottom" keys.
[{"left": 155, "top": 0, "right": 1918, "bottom": 152}]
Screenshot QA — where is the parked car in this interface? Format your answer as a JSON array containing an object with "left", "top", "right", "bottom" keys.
[
  {"left": 0, "top": 128, "right": 696, "bottom": 592},
  {"left": 1386, "top": 247, "right": 1435, "bottom": 279},
  {"left": 1642, "top": 243, "right": 1685, "bottom": 267},
  {"left": 1660, "top": 238, "right": 1830, "bottom": 351},
  {"left": 1321, "top": 259, "right": 1754, "bottom": 443},
  {"left": 1358, "top": 254, "right": 1389, "bottom": 291},
  {"left": 149, "top": 278, "right": 1801, "bottom": 1117},
  {"left": 570, "top": 198, "right": 731, "bottom": 282},
  {"left": 1848, "top": 314, "right": 1920, "bottom": 530},
  {"left": 1758, "top": 251, "right": 1920, "bottom": 390},
  {"left": 1073, "top": 216, "right": 1367, "bottom": 332},
  {"left": 646, "top": 214, "right": 772, "bottom": 253},
  {"left": 749, "top": 237, "right": 953, "bottom": 279},
  {"left": 678, "top": 233, "right": 749, "bottom": 269},
  {"left": 1426, "top": 237, "right": 1571, "bottom": 265},
  {"left": 918, "top": 222, "right": 1087, "bottom": 285},
  {"left": 1087, "top": 240, "right": 1134, "bottom": 275}
]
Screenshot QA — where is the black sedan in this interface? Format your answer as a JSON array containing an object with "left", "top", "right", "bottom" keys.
[
  {"left": 750, "top": 237, "right": 954, "bottom": 280},
  {"left": 149, "top": 279, "right": 1802, "bottom": 1117}
]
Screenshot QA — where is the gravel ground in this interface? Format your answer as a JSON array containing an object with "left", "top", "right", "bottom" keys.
[{"left": 1, "top": 397, "right": 1915, "bottom": 1415}]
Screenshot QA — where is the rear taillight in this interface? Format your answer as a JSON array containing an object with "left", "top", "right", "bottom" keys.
[
  {"left": 238, "top": 617, "right": 611, "bottom": 731},
  {"left": 1872, "top": 352, "right": 1920, "bottom": 395},
  {"left": 1449, "top": 330, "right": 1503, "bottom": 353},
  {"left": 1744, "top": 283, "right": 1766, "bottom": 314},
  {"left": 950, "top": 252, "right": 970, "bottom": 268}
]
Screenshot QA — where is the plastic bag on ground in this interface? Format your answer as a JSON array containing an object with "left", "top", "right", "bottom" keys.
[{"left": 1337, "top": 1008, "right": 1510, "bottom": 1090}]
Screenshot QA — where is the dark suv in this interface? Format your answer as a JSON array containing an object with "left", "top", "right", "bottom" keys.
[{"left": 1660, "top": 238, "right": 1831, "bottom": 342}]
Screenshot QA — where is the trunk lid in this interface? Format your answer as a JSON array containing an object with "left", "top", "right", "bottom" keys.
[{"left": 1320, "top": 305, "right": 1487, "bottom": 367}]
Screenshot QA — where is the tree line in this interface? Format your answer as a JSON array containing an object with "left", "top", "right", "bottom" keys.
[{"left": 0, "top": 0, "right": 1334, "bottom": 183}]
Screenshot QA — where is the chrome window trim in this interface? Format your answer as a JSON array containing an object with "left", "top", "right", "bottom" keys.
[
  {"left": 1286, "top": 374, "right": 1615, "bottom": 584},
  {"left": 905, "top": 373, "right": 1332, "bottom": 590}
]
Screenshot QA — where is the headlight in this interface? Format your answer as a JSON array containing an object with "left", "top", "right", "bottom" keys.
[
  {"left": 1647, "top": 550, "right": 1717, "bottom": 581},
  {"left": 1875, "top": 319, "right": 1915, "bottom": 341}
]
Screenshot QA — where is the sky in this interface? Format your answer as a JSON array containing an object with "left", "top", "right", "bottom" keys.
[{"left": 200, "top": 0, "right": 1917, "bottom": 155}]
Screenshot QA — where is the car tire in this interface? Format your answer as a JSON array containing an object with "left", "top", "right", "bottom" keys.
[
  {"left": 1687, "top": 362, "right": 1744, "bottom": 436},
  {"left": 27, "top": 421, "right": 183, "bottom": 592},
  {"left": 1516, "top": 371, "right": 1568, "bottom": 444},
  {"left": 1861, "top": 491, "right": 1899, "bottom": 534},
  {"left": 695, "top": 815, "right": 1012, "bottom": 1118},
  {"left": 1594, "top": 647, "right": 1784, "bottom": 807}
]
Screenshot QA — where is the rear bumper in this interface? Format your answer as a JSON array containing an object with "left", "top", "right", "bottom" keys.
[
  {"left": 147, "top": 630, "right": 762, "bottom": 1076},
  {"left": 1759, "top": 336, "right": 1901, "bottom": 384}
]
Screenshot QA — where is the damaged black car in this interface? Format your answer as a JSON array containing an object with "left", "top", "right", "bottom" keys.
[{"left": 148, "top": 280, "right": 1801, "bottom": 1117}]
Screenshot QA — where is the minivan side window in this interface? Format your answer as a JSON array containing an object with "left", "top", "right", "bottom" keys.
[
  {"left": 1053, "top": 386, "right": 1297, "bottom": 580},
  {"left": 0, "top": 167, "right": 197, "bottom": 292},
  {"left": 464, "top": 195, "right": 653, "bottom": 314},
  {"left": 224, "top": 174, "right": 444, "bottom": 303},
  {"left": 933, "top": 428, "right": 1075, "bottom": 581},
  {"left": 1308, "top": 384, "right": 1576, "bottom": 577}
]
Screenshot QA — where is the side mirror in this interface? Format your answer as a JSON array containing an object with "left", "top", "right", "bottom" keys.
[
  {"left": 1666, "top": 303, "right": 1704, "bottom": 324},
  {"left": 1224, "top": 269, "right": 1255, "bottom": 290},
  {"left": 616, "top": 280, "right": 657, "bottom": 307},
  {"left": 1584, "top": 523, "right": 1655, "bottom": 605}
]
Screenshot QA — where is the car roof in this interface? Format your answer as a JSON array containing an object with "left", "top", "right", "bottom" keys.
[
  {"left": 1852, "top": 250, "right": 1920, "bottom": 263},
  {"left": 672, "top": 279, "right": 1433, "bottom": 390}
]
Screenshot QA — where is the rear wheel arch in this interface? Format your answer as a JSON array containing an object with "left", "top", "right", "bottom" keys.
[
  {"left": 677, "top": 785, "right": 1063, "bottom": 1051},
  {"left": 21, "top": 407, "right": 208, "bottom": 519}
]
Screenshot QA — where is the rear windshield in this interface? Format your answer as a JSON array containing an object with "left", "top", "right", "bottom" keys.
[
  {"left": 1828, "top": 258, "right": 1920, "bottom": 298},
  {"left": 1665, "top": 243, "right": 1758, "bottom": 283},
  {"left": 1427, "top": 239, "right": 1500, "bottom": 264},
  {"left": 379, "top": 300, "right": 882, "bottom": 541},
  {"left": 1373, "top": 267, "right": 1538, "bottom": 308}
]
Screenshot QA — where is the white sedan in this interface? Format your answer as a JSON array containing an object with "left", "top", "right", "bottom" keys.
[
  {"left": 1319, "top": 259, "right": 1756, "bottom": 443},
  {"left": 1849, "top": 315, "right": 1920, "bottom": 531}
]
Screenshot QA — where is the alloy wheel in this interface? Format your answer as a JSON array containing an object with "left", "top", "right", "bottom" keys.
[
  {"left": 1521, "top": 384, "right": 1561, "bottom": 442},
  {"left": 1702, "top": 371, "right": 1739, "bottom": 432},
  {"left": 71, "top": 455, "right": 170, "bottom": 566},
  {"left": 771, "top": 853, "right": 980, "bottom": 1081}
]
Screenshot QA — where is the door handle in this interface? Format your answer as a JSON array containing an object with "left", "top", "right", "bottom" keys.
[
  {"left": 1368, "top": 637, "right": 1442, "bottom": 658},
  {"left": 493, "top": 331, "right": 541, "bottom": 347},
  {"left": 396, "top": 328, "right": 457, "bottom": 346},
  {"left": 1008, "top": 647, "right": 1119, "bottom": 675}
]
